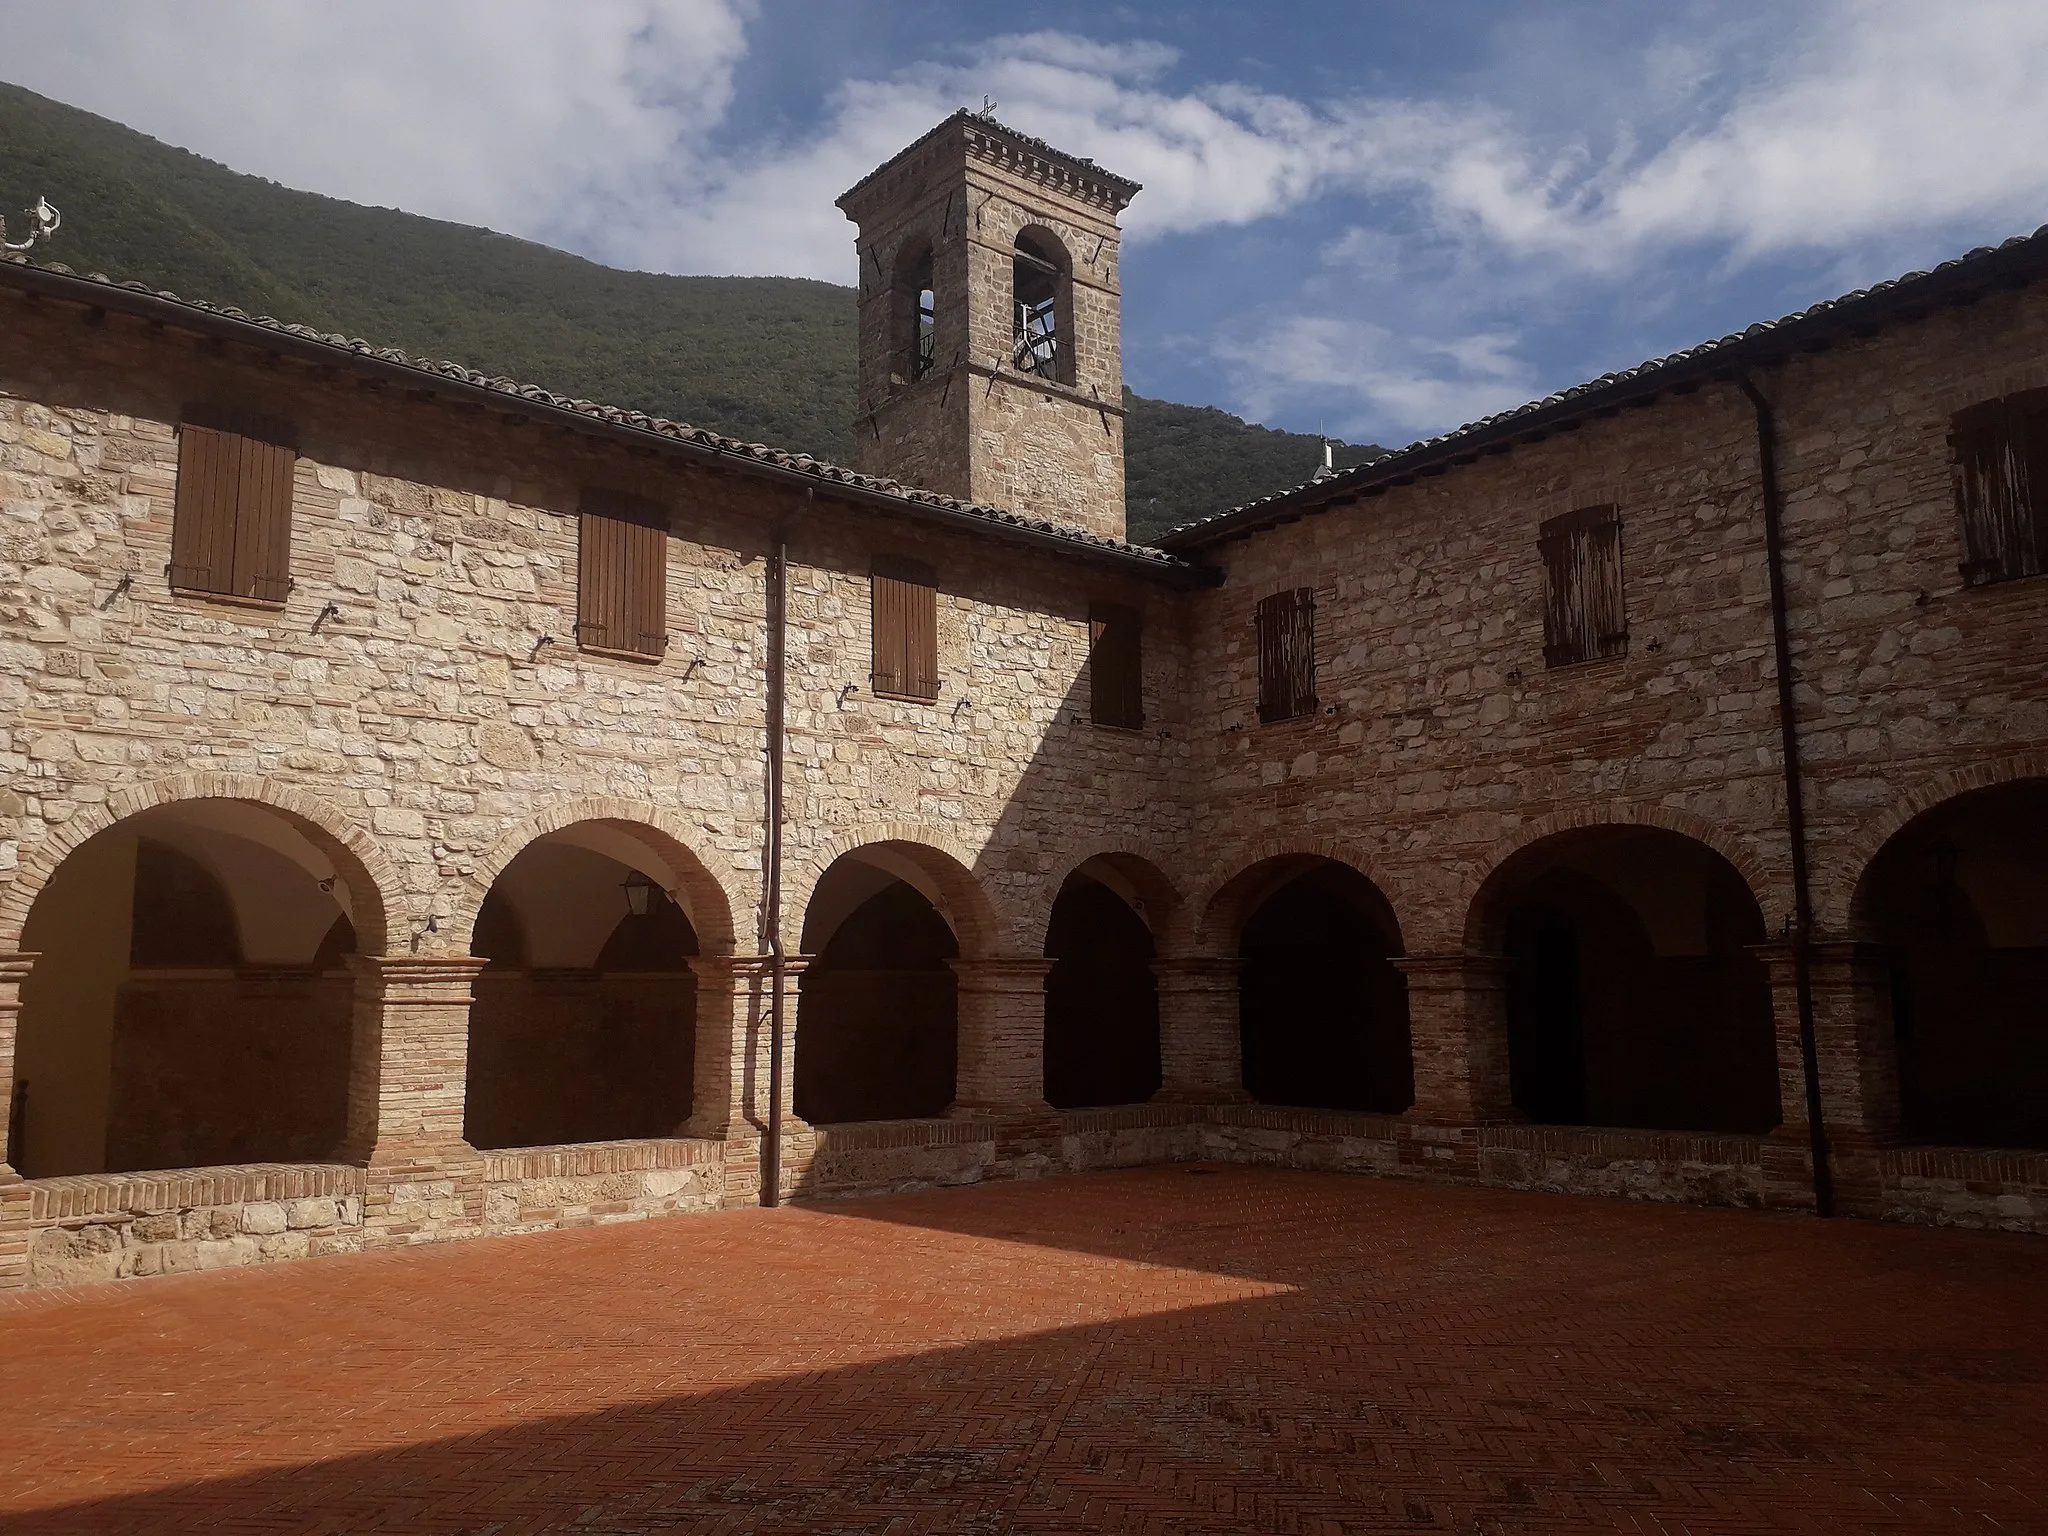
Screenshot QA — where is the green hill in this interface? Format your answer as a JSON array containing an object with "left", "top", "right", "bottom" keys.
[{"left": 0, "top": 81, "right": 1378, "bottom": 541}]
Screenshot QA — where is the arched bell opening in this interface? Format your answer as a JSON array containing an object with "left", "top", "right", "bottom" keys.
[
  {"left": 14, "top": 801, "right": 365, "bottom": 1177},
  {"left": 464, "top": 823, "right": 700, "bottom": 1150},
  {"left": 1482, "top": 826, "right": 1779, "bottom": 1134},
  {"left": 1857, "top": 779, "right": 2048, "bottom": 1148},
  {"left": 1042, "top": 862, "right": 1161, "bottom": 1109},
  {"left": 1235, "top": 858, "right": 1414, "bottom": 1114},
  {"left": 795, "top": 851, "right": 961, "bottom": 1124}
]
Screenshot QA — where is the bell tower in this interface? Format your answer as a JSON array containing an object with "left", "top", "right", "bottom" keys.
[{"left": 837, "top": 112, "right": 1140, "bottom": 542}]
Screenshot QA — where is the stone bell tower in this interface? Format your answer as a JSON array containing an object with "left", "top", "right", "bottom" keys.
[{"left": 837, "top": 112, "right": 1140, "bottom": 542}]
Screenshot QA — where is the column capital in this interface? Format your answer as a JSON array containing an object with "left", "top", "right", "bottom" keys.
[
  {"left": 0, "top": 952, "right": 38, "bottom": 991},
  {"left": 1151, "top": 954, "right": 1239, "bottom": 987},
  {"left": 948, "top": 955, "right": 1053, "bottom": 993},
  {"left": 1749, "top": 939, "right": 1890, "bottom": 971},
  {"left": 712, "top": 953, "right": 813, "bottom": 983},
  {"left": 347, "top": 954, "right": 490, "bottom": 1003},
  {"left": 1393, "top": 952, "right": 1511, "bottom": 989}
]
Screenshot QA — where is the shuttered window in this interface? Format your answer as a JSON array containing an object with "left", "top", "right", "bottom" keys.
[
  {"left": 1951, "top": 388, "right": 2048, "bottom": 586},
  {"left": 1089, "top": 602, "right": 1143, "bottom": 729},
  {"left": 872, "top": 555, "right": 939, "bottom": 701},
  {"left": 1254, "top": 588, "right": 1316, "bottom": 723},
  {"left": 576, "top": 488, "right": 669, "bottom": 659},
  {"left": 1539, "top": 504, "right": 1627, "bottom": 668},
  {"left": 170, "top": 409, "right": 297, "bottom": 604}
]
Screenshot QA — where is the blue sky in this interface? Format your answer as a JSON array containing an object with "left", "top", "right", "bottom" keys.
[{"left": 7, "top": 1, "right": 2048, "bottom": 450}]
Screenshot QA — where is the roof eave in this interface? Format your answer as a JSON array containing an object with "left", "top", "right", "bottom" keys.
[
  {"left": 1159, "top": 226, "right": 2048, "bottom": 554},
  {"left": 2, "top": 260, "right": 1207, "bottom": 586}
]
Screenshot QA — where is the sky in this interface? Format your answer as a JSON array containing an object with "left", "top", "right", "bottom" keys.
[{"left": 5, "top": 0, "right": 2048, "bottom": 449}]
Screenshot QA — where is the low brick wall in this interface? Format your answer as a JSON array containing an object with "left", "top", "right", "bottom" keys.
[
  {"left": 3, "top": 1116, "right": 2040, "bottom": 1293},
  {"left": 9, "top": 1163, "right": 364, "bottom": 1288}
]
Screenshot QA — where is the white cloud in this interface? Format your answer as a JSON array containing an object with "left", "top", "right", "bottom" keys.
[{"left": 5, "top": 0, "right": 2046, "bottom": 438}]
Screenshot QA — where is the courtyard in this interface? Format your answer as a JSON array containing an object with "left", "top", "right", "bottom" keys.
[{"left": 0, "top": 1166, "right": 2042, "bottom": 1534}]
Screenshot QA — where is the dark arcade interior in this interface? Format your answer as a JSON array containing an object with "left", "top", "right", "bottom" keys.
[
  {"left": 1237, "top": 861, "right": 1414, "bottom": 1114},
  {"left": 1042, "top": 874, "right": 1161, "bottom": 1109},
  {"left": 1496, "top": 827, "right": 1779, "bottom": 1135},
  {"left": 465, "top": 843, "right": 698, "bottom": 1152},
  {"left": 1862, "top": 779, "right": 2048, "bottom": 1149},
  {"left": 796, "top": 865, "right": 959, "bottom": 1125}
]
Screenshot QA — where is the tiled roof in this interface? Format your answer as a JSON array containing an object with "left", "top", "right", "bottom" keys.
[
  {"left": 1159, "top": 222, "right": 2048, "bottom": 551},
  {"left": 0, "top": 253, "right": 1190, "bottom": 577}
]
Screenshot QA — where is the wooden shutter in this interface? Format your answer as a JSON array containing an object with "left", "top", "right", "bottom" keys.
[
  {"left": 1539, "top": 505, "right": 1627, "bottom": 667},
  {"left": 171, "top": 409, "right": 296, "bottom": 603},
  {"left": 1951, "top": 389, "right": 2048, "bottom": 585},
  {"left": 872, "top": 555, "right": 939, "bottom": 701},
  {"left": 577, "top": 488, "right": 668, "bottom": 659},
  {"left": 1089, "top": 602, "right": 1143, "bottom": 729},
  {"left": 1254, "top": 588, "right": 1316, "bottom": 723}
]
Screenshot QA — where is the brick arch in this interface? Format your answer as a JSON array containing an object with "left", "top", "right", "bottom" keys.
[
  {"left": 1829, "top": 749, "right": 2048, "bottom": 936},
  {"left": 1191, "top": 837, "right": 1410, "bottom": 954},
  {"left": 1026, "top": 840, "right": 1190, "bottom": 953},
  {"left": 451, "top": 798, "right": 743, "bottom": 957},
  {"left": 786, "top": 820, "right": 1004, "bottom": 959},
  {"left": 0, "top": 772, "right": 403, "bottom": 955},
  {"left": 1456, "top": 802, "right": 1780, "bottom": 952}
]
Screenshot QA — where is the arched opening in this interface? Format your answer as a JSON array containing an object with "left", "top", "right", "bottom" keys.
[
  {"left": 796, "top": 851, "right": 959, "bottom": 1124},
  {"left": 1235, "top": 859, "right": 1413, "bottom": 1113},
  {"left": 464, "top": 822, "right": 699, "bottom": 1150},
  {"left": 1012, "top": 228, "right": 1072, "bottom": 384},
  {"left": 1859, "top": 779, "right": 2048, "bottom": 1148},
  {"left": 893, "top": 236, "right": 936, "bottom": 384},
  {"left": 1043, "top": 859, "right": 1161, "bottom": 1109},
  {"left": 14, "top": 801, "right": 364, "bottom": 1177},
  {"left": 1482, "top": 827, "right": 1778, "bottom": 1134}
]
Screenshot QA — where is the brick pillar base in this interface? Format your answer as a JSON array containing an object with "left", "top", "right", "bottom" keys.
[
  {"left": 1755, "top": 941, "right": 1899, "bottom": 1216},
  {"left": 688, "top": 955, "right": 810, "bottom": 1205},
  {"left": 346, "top": 955, "right": 489, "bottom": 1247},
  {"left": 1394, "top": 954, "right": 1515, "bottom": 1125},
  {"left": 1151, "top": 955, "right": 1248, "bottom": 1103},
  {"left": 949, "top": 957, "right": 1054, "bottom": 1126}
]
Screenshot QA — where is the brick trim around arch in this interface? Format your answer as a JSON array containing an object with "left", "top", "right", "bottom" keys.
[{"left": 0, "top": 772, "right": 404, "bottom": 954}]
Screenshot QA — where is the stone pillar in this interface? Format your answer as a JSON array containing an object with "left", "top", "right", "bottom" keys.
[
  {"left": 1394, "top": 954, "right": 1515, "bottom": 1124},
  {"left": 686, "top": 955, "right": 807, "bottom": 1207},
  {"left": 1151, "top": 955, "right": 1246, "bottom": 1102},
  {"left": 345, "top": 955, "right": 489, "bottom": 1246},
  {"left": 948, "top": 956, "right": 1053, "bottom": 1119},
  {"left": 686, "top": 955, "right": 809, "bottom": 1139},
  {"left": 0, "top": 953, "right": 34, "bottom": 1182},
  {"left": 1754, "top": 941, "right": 1898, "bottom": 1215}
]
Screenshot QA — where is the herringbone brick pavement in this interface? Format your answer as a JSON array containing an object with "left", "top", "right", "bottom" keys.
[{"left": 0, "top": 1166, "right": 2041, "bottom": 1533}]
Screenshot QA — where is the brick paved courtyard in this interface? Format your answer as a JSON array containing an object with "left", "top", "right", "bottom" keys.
[{"left": 0, "top": 1166, "right": 2042, "bottom": 1534}]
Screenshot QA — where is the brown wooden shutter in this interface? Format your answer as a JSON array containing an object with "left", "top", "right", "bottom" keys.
[
  {"left": 578, "top": 488, "right": 668, "bottom": 659},
  {"left": 1951, "top": 389, "right": 2048, "bottom": 586},
  {"left": 1254, "top": 588, "right": 1315, "bottom": 723},
  {"left": 1540, "top": 505, "right": 1626, "bottom": 667},
  {"left": 872, "top": 555, "right": 938, "bottom": 701},
  {"left": 1089, "top": 602, "right": 1143, "bottom": 729},
  {"left": 172, "top": 409, "right": 296, "bottom": 602}
]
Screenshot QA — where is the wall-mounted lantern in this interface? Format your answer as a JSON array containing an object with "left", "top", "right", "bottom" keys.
[{"left": 622, "top": 870, "right": 657, "bottom": 918}]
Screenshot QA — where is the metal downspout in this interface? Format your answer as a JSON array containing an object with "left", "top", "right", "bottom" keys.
[
  {"left": 760, "top": 498, "right": 798, "bottom": 1207},
  {"left": 1737, "top": 373, "right": 1836, "bottom": 1218}
]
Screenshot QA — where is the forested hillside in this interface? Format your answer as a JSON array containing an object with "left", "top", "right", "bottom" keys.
[{"left": 0, "top": 81, "right": 1378, "bottom": 540}]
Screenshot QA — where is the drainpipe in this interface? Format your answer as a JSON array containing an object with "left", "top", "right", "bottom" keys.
[
  {"left": 1737, "top": 373, "right": 1835, "bottom": 1219},
  {"left": 760, "top": 496, "right": 799, "bottom": 1207}
]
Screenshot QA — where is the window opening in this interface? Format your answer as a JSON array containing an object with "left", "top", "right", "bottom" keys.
[
  {"left": 1013, "top": 232, "right": 1063, "bottom": 380},
  {"left": 170, "top": 408, "right": 297, "bottom": 604},
  {"left": 1951, "top": 388, "right": 2048, "bottom": 585},
  {"left": 1539, "top": 504, "right": 1627, "bottom": 667},
  {"left": 872, "top": 555, "right": 940, "bottom": 702},
  {"left": 1089, "top": 602, "right": 1143, "bottom": 729},
  {"left": 577, "top": 487, "right": 669, "bottom": 660},
  {"left": 1255, "top": 588, "right": 1316, "bottom": 723}
]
